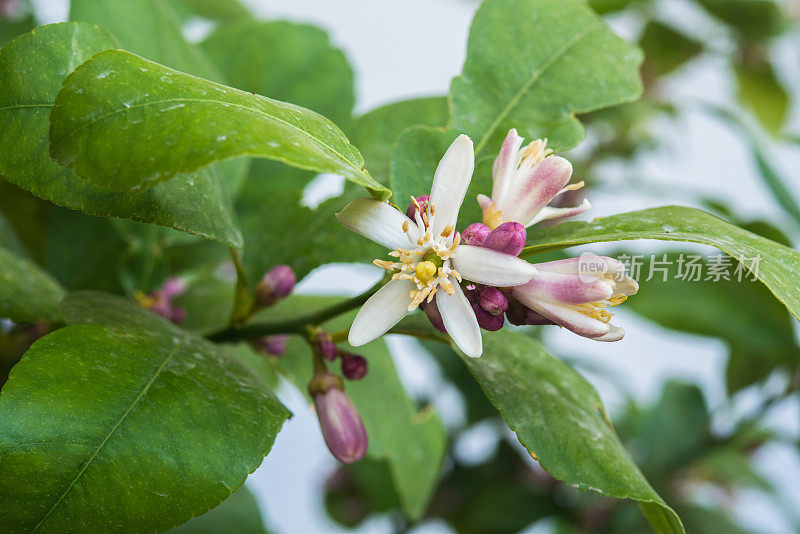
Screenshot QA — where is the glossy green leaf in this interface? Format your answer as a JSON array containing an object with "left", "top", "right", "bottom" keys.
[
  {"left": 462, "top": 330, "right": 683, "bottom": 533},
  {"left": 0, "top": 291, "right": 290, "bottom": 533},
  {"left": 70, "top": 0, "right": 250, "bottom": 203},
  {"left": 734, "top": 60, "right": 789, "bottom": 135},
  {"left": 0, "top": 211, "right": 25, "bottom": 257},
  {"left": 451, "top": 0, "right": 642, "bottom": 153},
  {"left": 166, "top": 487, "right": 269, "bottom": 534},
  {"left": 639, "top": 21, "right": 702, "bottom": 76},
  {"left": 0, "top": 247, "right": 64, "bottom": 323},
  {"left": 351, "top": 97, "right": 449, "bottom": 185},
  {"left": 622, "top": 251, "right": 800, "bottom": 392},
  {"left": 49, "top": 50, "right": 387, "bottom": 198},
  {"left": 254, "top": 296, "right": 447, "bottom": 519},
  {"left": 522, "top": 206, "right": 800, "bottom": 322},
  {"left": 0, "top": 23, "right": 242, "bottom": 247}
]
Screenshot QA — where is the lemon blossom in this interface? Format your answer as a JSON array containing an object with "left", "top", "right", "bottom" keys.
[
  {"left": 477, "top": 128, "right": 590, "bottom": 230},
  {"left": 336, "top": 135, "right": 538, "bottom": 357}
]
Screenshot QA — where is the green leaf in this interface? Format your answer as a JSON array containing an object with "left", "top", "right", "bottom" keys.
[
  {"left": 254, "top": 296, "right": 447, "bottom": 519},
  {"left": 695, "top": 0, "right": 788, "bottom": 40},
  {"left": 639, "top": 21, "right": 703, "bottom": 76},
  {"left": 202, "top": 20, "right": 354, "bottom": 128},
  {"left": 622, "top": 251, "right": 800, "bottom": 392},
  {"left": 451, "top": 0, "right": 642, "bottom": 153},
  {"left": 351, "top": 97, "right": 449, "bottom": 185},
  {"left": 0, "top": 23, "right": 243, "bottom": 247},
  {"left": 0, "top": 291, "right": 290, "bottom": 533},
  {"left": 169, "top": 0, "right": 252, "bottom": 22},
  {"left": 70, "top": 0, "right": 251, "bottom": 203},
  {"left": 0, "top": 247, "right": 64, "bottom": 323},
  {"left": 70, "top": 0, "right": 221, "bottom": 81},
  {"left": 522, "top": 206, "right": 800, "bottom": 323},
  {"left": 462, "top": 330, "right": 683, "bottom": 533},
  {"left": 734, "top": 60, "right": 789, "bottom": 135},
  {"left": 166, "top": 487, "right": 269, "bottom": 534},
  {"left": 0, "top": 211, "right": 26, "bottom": 257},
  {"left": 391, "top": 0, "right": 642, "bottom": 225},
  {"left": 49, "top": 50, "right": 388, "bottom": 198}
]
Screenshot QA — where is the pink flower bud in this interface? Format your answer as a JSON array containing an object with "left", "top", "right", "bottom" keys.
[
  {"left": 405, "top": 195, "right": 430, "bottom": 220},
  {"left": 341, "top": 353, "right": 368, "bottom": 380},
  {"left": 478, "top": 287, "right": 508, "bottom": 315},
  {"left": 420, "top": 300, "right": 447, "bottom": 333},
  {"left": 466, "top": 288, "right": 504, "bottom": 331},
  {"left": 170, "top": 306, "right": 187, "bottom": 324},
  {"left": 252, "top": 335, "right": 289, "bottom": 356},
  {"left": 462, "top": 222, "right": 491, "bottom": 247},
  {"left": 316, "top": 332, "right": 338, "bottom": 361},
  {"left": 481, "top": 221, "right": 526, "bottom": 257},
  {"left": 160, "top": 277, "right": 187, "bottom": 300},
  {"left": 255, "top": 265, "right": 296, "bottom": 306},
  {"left": 309, "top": 373, "right": 368, "bottom": 464}
]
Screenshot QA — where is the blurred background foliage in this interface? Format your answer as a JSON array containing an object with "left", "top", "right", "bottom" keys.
[{"left": 1, "top": 0, "right": 798, "bottom": 532}]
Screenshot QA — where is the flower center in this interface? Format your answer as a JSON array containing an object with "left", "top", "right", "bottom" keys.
[{"left": 371, "top": 198, "right": 464, "bottom": 311}]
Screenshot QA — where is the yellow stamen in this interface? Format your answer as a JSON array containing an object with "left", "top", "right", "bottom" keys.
[
  {"left": 402, "top": 220, "right": 409, "bottom": 233},
  {"left": 562, "top": 180, "right": 585, "bottom": 192},
  {"left": 440, "top": 225, "right": 454, "bottom": 238},
  {"left": 373, "top": 259, "right": 395, "bottom": 270}
]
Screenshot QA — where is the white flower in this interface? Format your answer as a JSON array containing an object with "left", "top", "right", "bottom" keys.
[
  {"left": 336, "top": 135, "right": 538, "bottom": 357},
  {"left": 478, "top": 129, "right": 591, "bottom": 229}
]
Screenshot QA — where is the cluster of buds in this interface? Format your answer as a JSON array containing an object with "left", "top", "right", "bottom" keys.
[
  {"left": 314, "top": 332, "right": 368, "bottom": 381},
  {"left": 136, "top": 277, "right": 187, "bottom": 324},
  {"left": 254, "top": 265, "right": 296, "bottom": 308},
  {"left": 309, "top": 371, "right": 368, "bottom": 464}
]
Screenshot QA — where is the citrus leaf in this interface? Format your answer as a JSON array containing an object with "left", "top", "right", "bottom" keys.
[
  {"left": 0, "top": 291, "right": 290, "bottom": 533},
  {"left": 522, "top": 206, "right": 800, "bottom": 322},
  {"left": 0, "top": 247, "right": 64, "bottom": 323},
  {"left": 49, "top": 50, "right": 388, "bottom": 198}
]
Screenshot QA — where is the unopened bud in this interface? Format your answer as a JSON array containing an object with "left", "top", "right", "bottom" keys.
[
  {"left": 316, "top": 332, "right": 338, "bottom": 361},
  {"left": 506, "top": 301, "right": 555, "bottom": 326},
  {"left": 479, "top": 287, "right": 508, "bottom": 315},
  {"left": 481, "top": 221, "right": 526, "bottom": 256},
  {"left": 405, "top": 195, "right": 430, "bottom": 220},
  {"left": 160, "top": 277, "right": 187, "bottom": 300},
  {"left": 310, "top": 373, "right": 367, "bottom": 463},
  {"left": 466, "top": 288, "right": 504, "bottom": 331},
  {"left": 255, "top": 265, "right": 296, "bottom": 306},
  {"left": 462, "top": 222, "right": 491, "bottom": 247},
  {"left": 341, "top": 353, "right": 368, "bottom": 380},
  {"left": 252, "top": 334, "right": 289, "bottom": 356},
  {"left": 420, "top": 300, "right": 447, "bottom": 333}
]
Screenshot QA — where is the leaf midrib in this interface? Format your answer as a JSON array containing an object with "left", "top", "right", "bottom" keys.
[
  {"left": 51, "top": 96, "right": 366, "bottom": 179},
  {"left": 472, "top": 20, "right": 603, "bottom": 155},
  {"left": 29, "top": 336, "right": 184, "bottom": 533}
]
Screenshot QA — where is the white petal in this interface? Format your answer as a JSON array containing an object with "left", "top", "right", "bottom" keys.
[
  {"left": 526, "top": 199, "right": 591, "bottom": 227},
  {"left": 492, "top": 129, "right": 524, "bottom": 204},
  {"left": 437, "top": 284, "right": 482, "bottom": 357},
  {"left": 428, "top": 135, "right": 474, "bottom": 236},
  {"left": 516, "top": 297, "right": 610, "bottom": 339},
  {"left": 451, "top": 245, "right": 536, "bottom": 287},
  {"left": 593, "top": 325, "right": 625, "bottom": 342},
  {"left": 348, "top": 280, "right": 414, "bottom": 346},
  {"left": 336, "top": 198, "right": 419, "bottom": 250}
]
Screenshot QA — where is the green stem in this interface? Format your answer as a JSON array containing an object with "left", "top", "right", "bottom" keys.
[
  {"left": 208, "top": 279, "right": 384, "bottom": 343},
  {"left": 228, "top": 247, "right": 252, "bottom": 326}
]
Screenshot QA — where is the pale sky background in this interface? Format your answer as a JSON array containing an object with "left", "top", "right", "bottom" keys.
[{"left": 28, "top": 0, "right": 800, "bottom": 532}]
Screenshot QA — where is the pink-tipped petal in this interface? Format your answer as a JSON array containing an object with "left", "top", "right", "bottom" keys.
[
  {"left": 451, "top": 245, "right": 536, "bottom": 287},
  {"left": 429, "top": 135, "right": 474, "bottom": 236},
  {"left": 502, "top": 156, "right": 573, "bottom": 227},
  {"left": 337, "top": 198, "right": 419, "bottom": 250},
  {"left": 491, "top": 129, "right": 524, "bottom": 203},
  {"left": 348, "top": 280, "right": 414, "bottom": 346},
  {"left": 437, "top": 283, "right": 482, "bottom": 357},
  {"left": 517, "top": 272, "right": 614, "bottom": 305},
  {"left": 516, "top": 296, "right": 611, "bottom": 339},
  {"left": 528, "top": 199, "right": 591, "bottom": 226}
]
